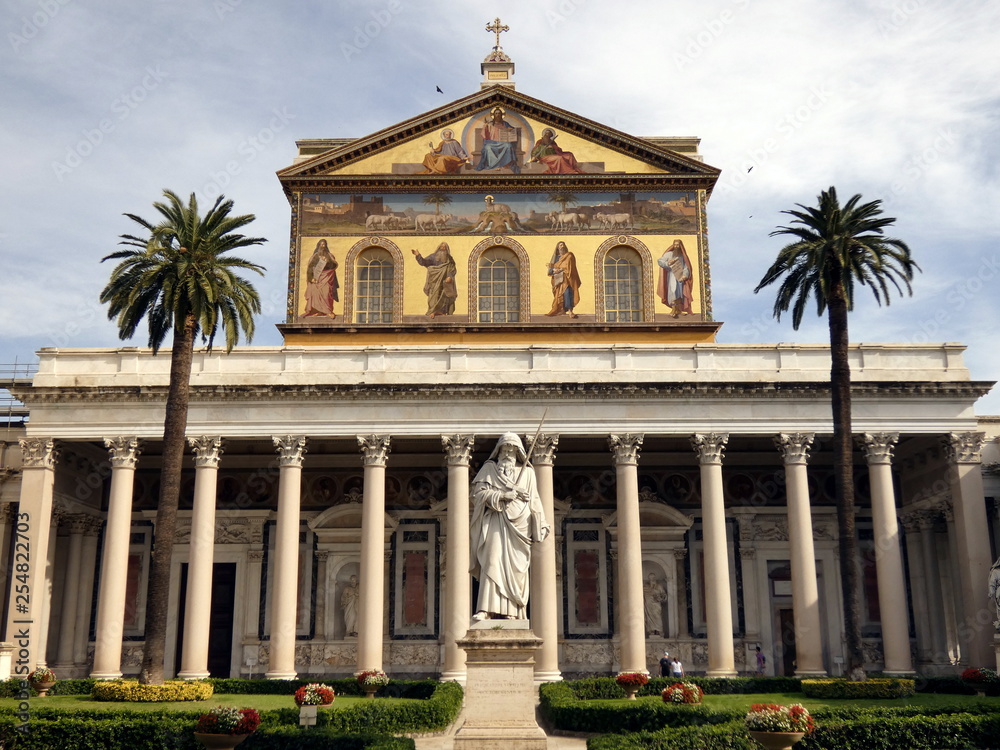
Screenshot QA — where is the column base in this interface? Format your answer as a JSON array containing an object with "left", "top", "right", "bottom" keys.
[
  {"left": 794, "top": 669, "right": 828, "bottom": 678},
  {"left": 89, "top": 671, "right": 123, "bottom": 680},
  {"left": 706, "top": 669, "right": 738, "bottom": 678},
  {"left": 264, "top": 670, "right": 298, "bottom": 680},
  {"left": 177, "top": 670, "right": 211, "bottom": 680},
  {"left": 533, "top": 669, "right": 563, "bottom": 684},
  {"left": 439, "top": 669, "right": 467, "bottom": 685}
]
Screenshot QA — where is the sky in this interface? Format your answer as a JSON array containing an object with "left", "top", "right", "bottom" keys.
[{"left": 2, "top": 0, "right": 999, "bottom": 413}]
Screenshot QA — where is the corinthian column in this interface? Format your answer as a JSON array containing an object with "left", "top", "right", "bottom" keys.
[
  {"left": 266, "top": 435, "right": 306, "bottom": 680},
  {"left": 178, "top": 436, "right": 223, "bottom": 680},
  {"left": 691, "top": 433, "right": 736, "bottom": 676},
  {"left": 609, "top": 433, "right": 646, "bottom": 674},
  {"left": 54, "top": 515, "right": 88, "bottom": 670},
  {"left": 92, "top": 437, "right": 139, "bottom": 679},
  {"left": 530, "top": 433, "right": 561, "bottom": 683},
  {"left": 776, "top": 433, "right": 826, "bottom": 676},
  {"left": 356, "top": 435, "right": 390, "bottom": 675},
  {"left": 861, "top": 433, "right": 913, "bottom": 674},
  {"left": 943, "top": 432, "right": 993, "bottom": 666},
  {"left": 441, "top": 434, "right": 474, "bottom": 682}
]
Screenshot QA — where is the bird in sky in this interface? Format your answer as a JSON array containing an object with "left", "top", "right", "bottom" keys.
[{"left": 436, "top": 86, "right": 443, "bottom": 93}]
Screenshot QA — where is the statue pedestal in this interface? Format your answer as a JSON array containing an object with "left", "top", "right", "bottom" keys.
[
  {"left": 454, "top": 620, "right": 547, "bottom": 749},
  {"left": 994, "top": 632, "right": 1000, "bottom": 672}
]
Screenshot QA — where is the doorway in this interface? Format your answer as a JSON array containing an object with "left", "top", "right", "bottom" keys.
[
  {"left": 778, "top": 607, "right": 797, "bottom": 676},
  {"left": 174, "top": 562, "right": 237, "bottom": 677}
]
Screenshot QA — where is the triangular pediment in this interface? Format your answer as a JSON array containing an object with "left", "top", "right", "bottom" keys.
[{"left": 278, "top": 86, "right": 719, "bottom": 188}]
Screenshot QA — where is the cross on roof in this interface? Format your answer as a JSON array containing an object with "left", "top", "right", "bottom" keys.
[{"left": 486, "top": 17, "right": 509, "bottom": 49}]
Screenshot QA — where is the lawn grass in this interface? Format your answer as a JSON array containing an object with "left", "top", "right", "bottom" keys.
[{"left": 0, "top": 693, "right": 419, "bottom": 712}]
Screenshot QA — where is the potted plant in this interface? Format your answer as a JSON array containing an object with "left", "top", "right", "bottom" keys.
[
  {"left": 28, "top": 667, "right": 56, "bottom": 697},
  {"left": 294, "top": 682, "right": 335, "bottom": 706},
  {"left": 193, "top": 706, "right": 261, "bottom": 749},
  {"left": 961, "top": 667, "right": 998, "bottom": 697},
  {"left": 614, "top": 671, "right": 649, "bottom": 700},
  {"left": 356, "top": 669, "right": 389, "bottom": 699},
  {"left": 662, "top": 681, "right": 703, "bottom": 704},
  {"left": 745, "top": 702, "right": 815, "bottom": 750}
]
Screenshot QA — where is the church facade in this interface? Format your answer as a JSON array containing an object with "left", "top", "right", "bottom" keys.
[{"left": 2, "top": 45, "right": 999, "bottom": 683}]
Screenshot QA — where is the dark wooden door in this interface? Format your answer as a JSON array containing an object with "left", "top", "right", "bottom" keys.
[
  {"left": 207, "top": 563, "right": 237, "bottom": 677},
  {"left": 778, "top": 607, "right": 797, "bottom": 676}
]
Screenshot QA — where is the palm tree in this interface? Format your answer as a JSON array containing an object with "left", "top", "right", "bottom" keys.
[
  {"left": 754, "top": 186, "right": 919, "bottom": 680},
  {"left": 100, "top": 190, "right": 266, "bottom": 684},
  {"left": 423, "top": 193, "right": 452, "bottom": 215},
  {"left": 547, "top": 193, "right": 577, "bottom": 213}
]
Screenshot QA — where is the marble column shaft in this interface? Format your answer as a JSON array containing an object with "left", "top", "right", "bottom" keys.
[
  {"left": 916, "top": 514, "right": 949, "bottom": 662},
  {"left": 73, "top": 520, "right": 101, "bottom": 667},
  {"left": 862, "top": 433, "right": 912, "bottom": 674},
  {"left": 945, "top": 432, "right": 994, "bottom": 667},
  {"left": 441, "top": 434, "right": 474, "bottom": 682},
  {"left": 9, "top": 439, "right": 58, "bottom": 673},
  {"left": 776, "top": 433, "right": 826, "bottom": 676},
  {"left": 610, "top": 434, "right": 646, "bottom": 674},
  {"left": 692, "top": 433, "right": 737, "bottom": 676},
  {"left": 530, "top": 434, "right": 561, "bottom": 682},
  {"left": 356, "top": 435, "right": 390, "bottom": 674},
  {"left": 91, "top": 437, "right": 139, "bottom": 680},
  {"left": 178, "top": 437, "right": 223, "bottom": 680},
  {"left": 266, "top": 435, "right": 306, "bottom": 680},
  {"left": 54, "top": 516, "right": 88, "bottom": 667}
]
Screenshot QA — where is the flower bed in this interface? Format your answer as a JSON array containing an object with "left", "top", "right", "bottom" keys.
[
  {"left": 195, "top": 705, "right": 261, "bottom": 734},
  {"left": 744, "top": 702, "right": 814, "bottom": 734},
  {"left": 662, "top": 682, "right": 703, "bottom": 704},
  {"left": 91, "top": 679, "right": 214, "bottom": 702}
]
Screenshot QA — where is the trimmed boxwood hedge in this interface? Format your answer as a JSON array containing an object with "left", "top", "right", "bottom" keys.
[
  {"left": 801, "top": 678, "right": 915, "bottom": 699},
  {"left": 0, "top": 680, "right": 459, "bottom": 748},
  {"left": 587, "top": 713, "right": 1000, "bottom": 750}
]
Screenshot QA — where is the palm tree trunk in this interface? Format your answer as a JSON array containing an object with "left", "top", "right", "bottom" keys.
[
  {"left": 828, "top": 287, "right": 865, "bottom": 679},
  {"left": 140, "top": 313, "right": 197, "bottom": 684}
]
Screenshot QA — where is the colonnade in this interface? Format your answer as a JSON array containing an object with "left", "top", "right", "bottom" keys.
[{"left": 7, "top": 430, "right": 995, "bottom": 678}]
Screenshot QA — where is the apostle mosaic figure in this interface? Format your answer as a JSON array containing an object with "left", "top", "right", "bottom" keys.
[
  {"left": 411, "top": 242, "right": 458, "bottom": 317},
  {"left": 656, "top": 239, "right": 693, "bottom": 317},
  {"left": 545, "top": 241, "right": 582, "bottom": 318},
  {"left": 303, "top": 239, "right": 340, "bottom": 318},
  {"left": 420, "top": 129, "right": 469, "bottom": 174},
  {"left": 470, "top": 433, "right": 551, "bottom": 620}
]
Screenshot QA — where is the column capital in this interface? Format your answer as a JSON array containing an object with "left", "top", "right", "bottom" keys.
[
  {"left": 272, "top": 435, "right": 307, "bottom": 467},
  {"left": 860, "top": 432, "right": 899, "bottom": 465},
  {"left": 103, "top": 436, "right": 140, "bottom": 469},
  {"left": 63, "top": 513, "right": 91, "bottom": 534},
  {"left": 944, "top": 432, "right": 986, "bottom": 464},
  {"left": 20, "top": 437, "right": 59, "bottom": 469},
  {"left": 83, "top": 515, "right": 104, "bottom": 536},
  {"left": 691, "top": 433, "right": 728, "bottom": 465},
  {"left": 672, "top": 547, "right": 689, "bottom": 560},
  {"left": 357, "top": 435, "right": 391, "bottom": 466},
  {"left": 774, "top": 433, "right": 814, "bottom": 465},
  {"left": 608, "top": 433, "right": 643, "bottom": 465},
  {"left": 188, "top": 436, "right": 224, "bottom": 468},
  {"left": 441, "top": 434, "right": 475, "bottom": 466},
  {"left": 529, "top": 433, "right": 559, "bottom": 465}
]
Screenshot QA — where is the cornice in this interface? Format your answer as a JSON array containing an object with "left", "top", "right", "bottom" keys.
[{"left": 14, "top": 380, "right": 994, "bottom": 405}]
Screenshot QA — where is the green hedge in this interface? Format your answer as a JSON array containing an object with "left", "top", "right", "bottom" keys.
[
  {"left": 801, "top": 678, "right": 915, "bottom": 699},
  {"left": 91, "top": 679, "right": 213, "bottom": 702},
  {"left": 558, "top": 676, "right": 802, "bottom": 701},
  {"left": 0, "top": 714, "right": 414, "bottom": 749},
  {"left": 587, "top": 713, "right": 1000, "bottom": 750}
]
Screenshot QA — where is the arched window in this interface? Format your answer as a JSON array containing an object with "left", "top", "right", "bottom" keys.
[
  {"left": 355, "top": 248, "right": 394, "bottom": 323},
  {"left": 477, "top": 247, "right": 520, "bottom": 323},
  {"left": 603, "top": 247, "right": 642, "bottom": 322}
]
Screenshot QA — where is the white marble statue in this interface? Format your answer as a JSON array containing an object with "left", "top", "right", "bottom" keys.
[
  {"left": 989, "top": 556, "right": 1000, "bottom": 630},
  {"left": 470, "top": 432, "right": 551, "bottom": 620},
  {"left": 643, "top": 573, "right": 667, "bottom": 636},
  {"left": 341, "top": 574, "right": 359, "bottom": 637}
]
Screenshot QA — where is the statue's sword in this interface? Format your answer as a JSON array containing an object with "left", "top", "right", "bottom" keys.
[{"left": 516, "top": 407, "right": 548, "bottom": 486}]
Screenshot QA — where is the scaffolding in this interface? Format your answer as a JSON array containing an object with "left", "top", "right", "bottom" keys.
[{"left": 1, "top": 358, "right": 36, "bottom": 430}]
